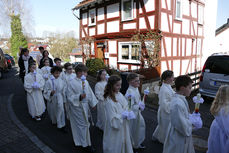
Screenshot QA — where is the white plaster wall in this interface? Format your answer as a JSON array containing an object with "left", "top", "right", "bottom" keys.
[
  {"left": 109, "top": 57, "right": 117, "bottom": 69},
  {"left": 140, "top": 17, "right": 147, "bottom": 29},
  {"left": 198, "top": 26, "right": 203, "bottom": 36},
  {"left": 145, "top": 0, "right": 155, "bottom": 12},
  {"left": 182, "top": 38, "right": 185, "bottom": 57},
  {"left": 108, "top": 41, "right": 117, "bottom": 54},
  {"left": 165, "top": 37, "right": 171, "bottom": 56},
  {"left": 173, "top": 60, "right": 180, "bottom": 76},
  {"left": 182, "top": 19, "right": 190, "bottom": 35},
  {"left": 181, "top": 59, "right": 189, "bottom": 74},
  {"left": 131, "top": 65, "right": 140, "bottom": 70},
  {"left": 89, "top": 28, "right": 95, "bottom": 36},
  {"left": 107, "top": 3, "right": 119, "bottom": 18},
  {"left": 107, "top": 21, "right": 119, "bottom": 33},
  {"left": 82, "top": 13, "right": 87, "bottom": 25},
  {"left": 97, "top": 7, "right": 104, "bottom": 21},
  {"left": 91, "top": 42, "right": 95, "bottom": 55},
  {"left": 84, "top": 27, "right": 88, "bottom": 35},
  {"left": 82, "top": 30, "right": 85, "bottom": 37},
  {"left": 148, "top": 16, "right": 155, "bottom": 29},
  {"left": 119, "top": 64, "right": 129, "bottom": 71},
  {"left": 97, "top": 23, "right": 105, "bottom": 35},
  {"left": 161, "top": 60, "right": 171, "bottom": 72},
  {"left": 215, "top": 28, "right": 229, "bottom": 53},
  {"left": 191, "top": 21, "right": 197, "bottom": 36},
  {"left": 173, "top": 23, "right": 181, "bottom": 34},
  {"left": 173, "top": 37, "right": 177, "bottom": 56},
  {"left": 123, "top": 23, "right": 136, "bottom": 29},
  {"left": 161, "top": 12, "right": 169, "bottom": 32},
  {"left": 191, "top": 2, "right": 197, "bottom": 18},
  {"left": 186, "top": 38, "right": 192, "bottom": 56},
  {"left": 161, "top": 0, "right": 171, "bottom": 10},
  {"left": 183, "top": 0, "right": 189, "bottom": 16}
]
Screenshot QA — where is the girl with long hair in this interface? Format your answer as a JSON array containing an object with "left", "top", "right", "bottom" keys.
[{"left": 103, "top": 75, "right": 133, "bottom": 153}]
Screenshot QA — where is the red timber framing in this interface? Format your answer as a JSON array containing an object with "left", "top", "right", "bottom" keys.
[{"left": 77, "top": 0, "right": 205, "bottom": 76}]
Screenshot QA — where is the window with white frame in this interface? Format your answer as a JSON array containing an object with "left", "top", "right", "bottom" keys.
[
  {"left": 89, "top": 9, "right": 96, "bottom": 26},
  {"left": 175, "top": 0, "right": 182, "bottom": 20},
  {"left": 122, "top": 0, "right": 133, "bottom": 21},
  {"left": 119, "top": 42, "right": 141, "bottom": 63},
  {"left": 198, "top": 6, "right": 204, "bottom": 25}
]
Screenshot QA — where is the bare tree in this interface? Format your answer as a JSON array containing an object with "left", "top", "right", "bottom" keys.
[{"left": 0, "top": 0, "right": 34, "bottom": 38}]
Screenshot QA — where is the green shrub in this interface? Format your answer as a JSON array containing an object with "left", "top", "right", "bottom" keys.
[{"left": 86, "top": 58, "right": 105, "bottom": 76}]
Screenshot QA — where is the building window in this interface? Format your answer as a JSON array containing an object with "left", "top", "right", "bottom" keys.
[
  {"left": 198, "top": 6, "right": 204, "bottom": 25},
  {"left": 175, "top": 0, "right": 182, "bottom": 20},
  {"left": 119, "top": 42, "right": 141, "bottom": 63},
  {"left": 89, "top": 9, "right": 96, "bottom": 26},
  {"left": 122, "top": 0, "right": 133, "bottom": 21}
]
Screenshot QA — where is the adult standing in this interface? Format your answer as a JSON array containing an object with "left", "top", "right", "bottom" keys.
[
  {"left": 36, "top": 46, "right": 44, "bottom": 67},
  {"left": 18, "top": 48, "right": 34, "bottom": 82},
  {"left": 39, "top": 50, "right": 53, "bottom": 69},
  {"left": 152, "top": 70, "right": 175, "bottom": 143}
]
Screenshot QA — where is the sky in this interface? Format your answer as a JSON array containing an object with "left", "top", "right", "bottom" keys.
[{"left": 0, "top": 0, "right": 228, "bottom": 38}]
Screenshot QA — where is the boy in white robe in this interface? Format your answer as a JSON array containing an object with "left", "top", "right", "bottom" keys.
[
  {"left": 94, "top": 69, "right": 108, "bottom": 130},
  {"left": 24, "top": 63, "right": 46, "bottom": 121},
  {"left": 153, "top": 70, "right": 175, "bottom": 143},
  {"left": 103, "top": 75, "right": 133, "bottom": 153},
  {"left": 61, "top": 63, "right": 76, "bottom": 120},
  {"left": 43, "top": 66, "right": 67, "bottom": 132},
  {"left": 66, "top": 64, "right": 98, "bottom": 153},
  {"left": 125, "top": 73, "right": 146, "bottom": 149},
  {"left": 41, "top": 59, "right": 51, "bottom": 81},
  {"left": 207, "top": 85, "right": 229, "bottom": 153},
  {"left": 163, "top": 75, "right": 202, "bottom": 153}
]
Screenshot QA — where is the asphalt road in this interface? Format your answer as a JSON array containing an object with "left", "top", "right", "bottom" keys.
[{"left": 1, "top": 68, "right": 209, "bottom": 153}]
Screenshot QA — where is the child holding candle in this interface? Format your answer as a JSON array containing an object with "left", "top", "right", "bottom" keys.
[
  {"left": 43, "top": 66, "right": 67, "bottom": 132},
  {"left": 24, "top": 62, "right": 46, "bottom": 121},
  {"left": 207, "top": 85, "right": 229, "bottom": 153},
  {"left": 103, "top": 75, "right": 133, "bottom": 153},
  {"left": 153, "top": 70, "right": 175, "bottom": 143},
  {"left": 163, "top": 75, "right": 202, "bottom": 153},
  {"left": 66, "top": 64, "right": 98, "bottom": 153},
  {"left": 125, "top": 73, "right": 146, "bottom": 149},
  {"left": 41, "top": 59, "right": 51, "bottom": 81},
  {"left": 94, "top": 69, "right": 108, "bottom": 130}
]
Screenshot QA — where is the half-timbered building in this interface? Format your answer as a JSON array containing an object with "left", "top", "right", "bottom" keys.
[{"left": 73, "top": 0, "right": 215, "bottom": 77}]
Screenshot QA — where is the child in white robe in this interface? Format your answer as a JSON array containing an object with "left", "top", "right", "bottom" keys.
[
  {"left": 43, "top": 66, "right": 66, "bottom": 132},
  {"left": 66, "top": 64, "right": 98, "bottom": 153},
  {"left": 125, "top": 73, "right": 146, "bottom": 149},
  {"left": 24, "top": 63, "right": 46, "bottom": 121},
  {"left": 153, "top": 70, "right": 175, "bottom": 143},
  {"left": 41, "top": 59, "right": 51, "bottom": 81},
  {"left": 163, "top": 75, "right": 202, "bottom": 153},
  {"left": 103, "top": 75, "right": 133, "bottom": 153},
  {"left": 95, "top": 69, "right": 108, "bottom": 130},
  {"left": 62, "top": 63, "right": 76, "bottom": 120},
  {"left": 207, "top": 85, "right": 229, "bottom": 153}
]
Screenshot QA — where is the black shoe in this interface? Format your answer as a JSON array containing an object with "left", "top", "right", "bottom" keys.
[
  {"left": 59, "top": 126, "right": 67, "bottom": 133},
  {"left": 83, "top": 146, "right": 96, "bottom": 153},
  {"left": 138, "top": 144, "right": 146, "bottom": 149}
]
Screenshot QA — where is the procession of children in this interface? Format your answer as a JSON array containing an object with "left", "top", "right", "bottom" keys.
[{"left": 20, "top": 47, "right": 228, "bottom": 153}]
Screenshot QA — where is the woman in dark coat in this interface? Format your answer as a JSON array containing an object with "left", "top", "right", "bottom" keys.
[
  {"left": 39, "top": 50, "right": 53, "bottom": 69},
  {"left": 18, "top": 48, "right": 34, "bottom": 82}
]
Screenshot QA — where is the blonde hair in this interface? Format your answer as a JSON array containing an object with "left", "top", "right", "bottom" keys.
[{"left": 210, "top": 85, "right": 229, "bottom": 116}]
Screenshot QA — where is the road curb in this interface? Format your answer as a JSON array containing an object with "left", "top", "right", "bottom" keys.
[{"left": 7, "top": 94, "right": 55, "bottom": 153}]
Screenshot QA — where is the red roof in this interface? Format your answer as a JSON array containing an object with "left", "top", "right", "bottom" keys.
[{"left": 73, "top": 0, "right": 96, "bottom": 10}]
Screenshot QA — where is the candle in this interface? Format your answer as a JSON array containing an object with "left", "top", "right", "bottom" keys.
[
  {"left": 193, "top": 93, "right": 204, "bottom": 113},
  {"left": 142, "top": 87, "right": 149, "bottom": 104},
  {"left": 81, "top": 75, "right": 86, "bottom": 93}
]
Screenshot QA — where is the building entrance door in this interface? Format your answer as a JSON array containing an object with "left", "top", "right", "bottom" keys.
[{"left": 96, "top": 47, "right": 104, "bottom": 59}]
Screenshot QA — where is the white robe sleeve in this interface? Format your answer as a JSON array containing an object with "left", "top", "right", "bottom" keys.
[
  {"left": 170, "top": 102, "right": 192, "bottom": 137},
  {"left": 43, "top": 80, "right": 52, "bottom": 101},
  {"left": 105, "top": 99, "right": 123, "bottom": 130},
  {"left": 24, "top": 75, "right": 33, "bottom": 93},
  {"left": 66, "top": 84, "right": 81, "bottom": 107},
  {"left": 159, "top": 89, "right": 171, "bottom": 114},
  {"left": 95, "top": 83, "right": 104, "bottom": 101},
  {"left": 36, "top": 74, "right": 45, "bottom": 91},
  {"left": 86, "top": 81, "right": 98, "bottom": 108}
]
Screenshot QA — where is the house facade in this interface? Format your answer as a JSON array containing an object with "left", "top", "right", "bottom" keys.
[{"left": 73, "top": 0, "right": 216, "bottom": 77}]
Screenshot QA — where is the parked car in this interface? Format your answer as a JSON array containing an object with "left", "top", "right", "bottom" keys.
[
  {"left": 0, "top": 48, "right": 8, "bottom": 79},
  {"left": 199, "top": 53, "right": 229, "bottom": 98},
  {"left": 4, "top": 54, "right": 15, "bottom": 69},
  {"left": 72, "top": 62, "right": 83, "bottom": 68}
]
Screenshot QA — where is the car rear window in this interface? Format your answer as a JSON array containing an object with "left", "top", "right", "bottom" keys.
[{"left": 205, "top": 56, "right": 229, "bottom": 75}]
